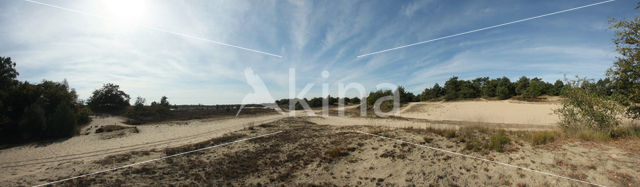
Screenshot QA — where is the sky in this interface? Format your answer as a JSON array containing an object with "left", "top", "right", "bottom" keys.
[{"left": 0, "top": 0, "right": 637, "bottom": 104}]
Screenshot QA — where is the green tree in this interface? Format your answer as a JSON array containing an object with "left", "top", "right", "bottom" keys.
[
  {"left": 523, "top": 78, "right": 545, "bottom": 98},
  {"left": 444, "top": 76, "right": 460, "bottom": 100},
  {"left": 482, "top": 79, "right": 499, "bottom": 98},
  {"left": 160, "top": 96, "right": 170, "bottom": 107},
  {"left": 396, "top": 86, "right": 415, "bottom": 103},
  {"left": 0, "top": 57, "right": 19, "bottom": 87},
  {"left": 87, "top": 83, "right": 130, "bottom": 114},
  {"left": 431, "top": 83, "right": 444, "bottom": 98},
  {"left": 46, "top": 103, "right": 77, "bottom": 138},
  {"left": 551, "top": 80, "right": 565, "bottom": 96},
  {"left": 515, "top": 76, "right": 530, "bottom": 95},
  {"left": 458, "top": 80, "right": 478, "bottom": 99},
  {"left": 608, "top": 10, "right": 640, "bottom": 119},
  {"left": 495, "top": 77, "right": 514, "bottom": 99},
  {"left": 18, "top": 101, "right": 46, "bottom": 140}
]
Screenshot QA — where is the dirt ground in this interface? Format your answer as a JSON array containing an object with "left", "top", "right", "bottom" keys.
[{"left": 2, "top": 117, "right": 638, "bottom": 187}]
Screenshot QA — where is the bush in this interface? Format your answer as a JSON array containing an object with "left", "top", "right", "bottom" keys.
[
  {"left": 18, "top": 102, "right": 46, "bottom": 140},
  {"left": 87, "top": 83, "right": 130, "bottom": 114},
  {"left": 45, "top": 103, "right": 77, "bottom": 138},
  {"left": 76, "top": 106, "right": 92, "bottom": 125},
  {"left": 555, "top": 79, "right": 624, "bottom": 132}
]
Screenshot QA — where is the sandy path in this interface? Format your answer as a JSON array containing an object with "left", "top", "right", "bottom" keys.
[
  {"left": 394, "top": 100, "right": 560, "bottom": 125},
  {"left": 0, "top": 114, "right": 286, "bottom": 181}
]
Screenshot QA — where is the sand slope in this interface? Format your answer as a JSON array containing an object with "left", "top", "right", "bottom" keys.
[
  {"left": 0, "top": 114, "right": 286, "bottom": 181},
  {"left": 395, "top": 100, "right": 560, "bottom": 126}
]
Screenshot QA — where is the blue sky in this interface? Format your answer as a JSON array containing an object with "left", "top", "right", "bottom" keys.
[{"left": 0, "top": 0, "right": 637, "bottom": 104}]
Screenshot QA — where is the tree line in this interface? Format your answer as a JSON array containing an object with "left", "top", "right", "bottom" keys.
[
  {"left": 0, "top": 58, "right": 171, "bottom": 144},
  {"left": 1, "top": 57, "right": 91, "bottom": 143}
]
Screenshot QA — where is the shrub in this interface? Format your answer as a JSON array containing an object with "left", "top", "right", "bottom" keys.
[
  {"left": 76, "top": 106, "right": 93, "bottom": 125},
  {"left": 45, "top": 103, "right": 77, "bottom": 138},
  {"left": 18, "top": 102, "right": 46, "bottom": 139},
  {"left": 555, "top": 79, "right": 624, "bottom": 132}
]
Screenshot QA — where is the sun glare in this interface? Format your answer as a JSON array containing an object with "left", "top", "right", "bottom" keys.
[{"left": 101, "top": 0, "right": 148, "bottom": 26}]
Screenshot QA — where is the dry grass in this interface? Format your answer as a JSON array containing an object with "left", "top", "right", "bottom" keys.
[
  {"left": 528, "top": 131, "right": 559, "bottom": 146},
  {"left": 402, "top": 126, "right": 511, "bottom": 153}
]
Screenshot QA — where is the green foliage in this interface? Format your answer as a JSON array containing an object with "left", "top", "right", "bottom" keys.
[
  {"left": 1, "top": 57, "right": 88, "bottom": 143},
  {"left": 495, "top": 77, "right": 515, "bottom": 99},
  {"left": 366, "top": 90, "right": 394, "bottom": 106},
  {"left": 75, "top": 105, "right": 92, "bottom": 125},
  {"left": 351, "top": 97, "right": 361, "bottom": 104},
  {"left": 555, "top": 79, "right": 624, "bottom": 132},
  {"left": 126, "top": 96, "right": 171, "bottom": 125},
  {"left": 18, "top": 102, "right": 46, "bottom": 140},
  {"left": 523, "top": 78, "right": 545, "bottom": 98},
  {"left": 482, "top": 79, "right": 498, "bottom": 97},
  {"left": 46, "top": 103, "right": 77, "bottom": 138},
  {"left": 396, "top": 86, "right": 416, "bottom": 103},
  {"left": 0, "top": 56, "right": 19, "bottom": 87},
  {"left": 515, "top": 76, "right": 530, "bottom": 96},
  {"left": 608, "top": 15, "right": 640, "bottom": 119},
  {"left": 444, "top": 77, "right": 460, "bottom": 100},
  {"left": 87, "top": 83, "right": 130, "bottom": 114},
  {"left": 419, "top": 83, "right": 444, "bottom": 101},
  {"left": 551, "top": 80, "right": 565, "bottom": 96}
]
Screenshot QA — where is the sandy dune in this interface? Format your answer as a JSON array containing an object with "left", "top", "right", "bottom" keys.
[
  {"left": 2, "top": 117, "right": 637, "bottom": 186},
  {"left": 0, "top": 114, "right": 286, "bottom": 181},
  {"left": 394, "top": 100, "right": 560, "bottom": 126}
]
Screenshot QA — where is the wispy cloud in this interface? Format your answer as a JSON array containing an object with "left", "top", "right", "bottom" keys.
[{"left": 0, "top": 0, "right": 628, "bottom": 103}]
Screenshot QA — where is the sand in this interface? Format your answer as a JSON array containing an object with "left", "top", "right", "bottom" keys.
[
  {"left": 394, "top": 99, "right": 560, "bottom": 125},
  {"left": 0, "top": 114, "right": 286, "bottom": 181},
  {"left": 2, "top": 117, "right": 637, "bottom": 186},
  {"left": 2, "top": 99, "right": 638, "bottom": 186}
]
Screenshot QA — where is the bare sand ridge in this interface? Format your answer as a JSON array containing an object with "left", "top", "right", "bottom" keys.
[{"left": 394, "top": 99, "right": 560, "bottom": 126}]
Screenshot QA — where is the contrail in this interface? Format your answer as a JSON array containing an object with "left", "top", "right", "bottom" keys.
[
  {"left": 20, "top": 0, "right": 283, "bottom": 58},
  {"left": 357, "top": 0, "right": 615, "bottom": 58}
]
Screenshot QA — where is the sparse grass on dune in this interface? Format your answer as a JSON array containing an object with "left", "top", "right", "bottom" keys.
[{"left": 399, "top": 126, "right": 512, "bottom": 154}]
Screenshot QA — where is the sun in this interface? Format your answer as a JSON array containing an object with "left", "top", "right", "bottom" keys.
[{"left": 101, "top": 0, "right": 148, "bottom": 26}]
